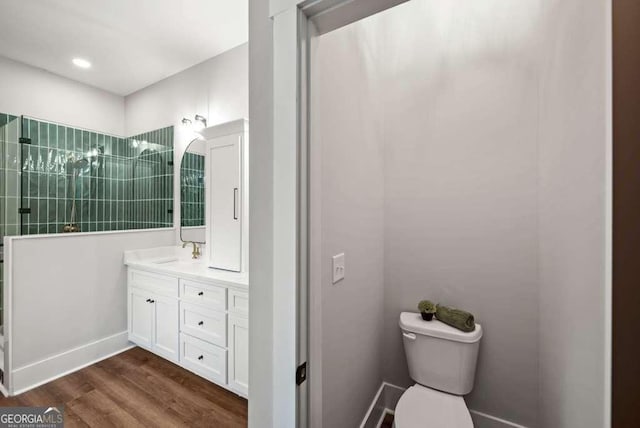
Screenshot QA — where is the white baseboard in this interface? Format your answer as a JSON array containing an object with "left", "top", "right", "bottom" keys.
[
  {"left": 360, "top": 382, "right": 405, "bottom": 428},
  {"left": 11, "top": 331, "right": 133, "bottom": 396},
  {"left": 360, "top": 382, "right": 529, "bottom": 428},
  {"left": 360, "top": 383, "right": 385, "bottom": 428},
  {"left": 470, "top": 410, "right": 529, "bottom": 428}
]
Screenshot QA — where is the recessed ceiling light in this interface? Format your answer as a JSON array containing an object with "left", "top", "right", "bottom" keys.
[{"left": 72, "top": 58, "right": 91, "bottom": 69}]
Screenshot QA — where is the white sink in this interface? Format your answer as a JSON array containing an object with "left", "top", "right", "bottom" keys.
[
  {"left": 152, "top": 257, "right": 180, "bottom": 264},
  {"left": 153, "top": 258, "right": 205, "bottom": 269}
]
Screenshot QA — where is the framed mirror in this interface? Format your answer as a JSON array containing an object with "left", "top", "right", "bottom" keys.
[{"left": 180, "top": 137, "right": 206, "bottom": 243}]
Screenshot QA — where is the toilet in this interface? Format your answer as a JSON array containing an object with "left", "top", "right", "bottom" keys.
[{"left": 395, "top": 312, "right": 483, "bottom": 428}]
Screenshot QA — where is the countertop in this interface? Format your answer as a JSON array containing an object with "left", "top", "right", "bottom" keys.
[{"left": 124, "top": 246, "right": 248, "bottom": 289}]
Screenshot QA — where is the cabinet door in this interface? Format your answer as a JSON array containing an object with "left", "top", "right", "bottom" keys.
[
  {"left": 208, "top": 134, "right": 242, "bottom": 272},
  {"left": 153, "top": 294, "right": 179, "bottom": 362},
  {"left": 129, "top": 288, "right": 153, "bottom": 349},
  {"left": 228, "top": 315, "right": 249, "bottom": 396}
]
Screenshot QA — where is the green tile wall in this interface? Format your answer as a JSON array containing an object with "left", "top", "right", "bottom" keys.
[
  {"left": 18, "top": 117, "right": 174, "bottom": 234},
  {"left": 127, "top": 127, "right": 174, "bottom": 230},
  {"left": 180, "top": 152, "right": 205, "bottom": 227}
]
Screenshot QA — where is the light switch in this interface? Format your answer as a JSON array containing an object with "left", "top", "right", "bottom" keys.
[{"left": 332, "top": 253, "right": 345, "bottom": 284}]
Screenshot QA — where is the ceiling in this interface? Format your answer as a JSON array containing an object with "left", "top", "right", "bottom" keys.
[{"left": 0, "top": 0, "right": 248, "bottom": 96}]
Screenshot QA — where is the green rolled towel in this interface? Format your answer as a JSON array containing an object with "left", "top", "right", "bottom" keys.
[{"left": 435, "top": 305, "right": 476, "bottom": 332}]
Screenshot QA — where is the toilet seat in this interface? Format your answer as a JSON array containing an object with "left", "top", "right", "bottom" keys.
[{"left": 394, "top": 385, "right": 473, "bottom": 428}]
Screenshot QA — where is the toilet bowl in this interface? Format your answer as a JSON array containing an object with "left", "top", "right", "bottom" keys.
[
  {"left": 395, "top": 312, "right": 482, "bottom": 427},
  {"left": 393, "top": 385, "right": 473, "bottom": 428}
]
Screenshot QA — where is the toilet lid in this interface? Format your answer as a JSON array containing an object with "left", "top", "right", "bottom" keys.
[{"left": 394, "top": 385, "right": 473, "bottom": 428}]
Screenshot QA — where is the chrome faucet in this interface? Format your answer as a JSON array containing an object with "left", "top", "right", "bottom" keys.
[{"left": 182, "top": 241, "right": 201, "bottom": 259}]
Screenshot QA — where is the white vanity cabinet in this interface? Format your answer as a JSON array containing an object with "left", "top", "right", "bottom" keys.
[
  {"left": 127, "top": 267, "right": 249, "bottom": 397},
  {"left": 127, "top": 270, "right": 179, "bottom": 362}
]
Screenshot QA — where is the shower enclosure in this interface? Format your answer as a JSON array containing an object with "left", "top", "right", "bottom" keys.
[
  {"left": 0, "top": 113, "right": 174, "bottom": 329},
  {"left": 18, "top": 117, "right": 173, "bottom": 234}
]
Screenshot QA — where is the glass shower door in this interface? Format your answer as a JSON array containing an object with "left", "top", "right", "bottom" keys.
[
  {"left": 20, "top": 116, "right": 72, "bottom": 235},
  {"left": 0, "top": 113, "right": 20, "bottom": 328}
]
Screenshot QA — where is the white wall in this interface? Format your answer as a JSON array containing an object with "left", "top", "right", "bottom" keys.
[
  {"left": 0, "top": 56, "right": 125, "bottom": 135},
  {"left": 537, "top": 0, "right": 610, "bottom": 426},
  {"left": 375, "top": 1, "right": 540, "bottom": 426},
  {"left": 124, "top": 43, "right": 248, "bottom": 241},
  {"left": 311, "top": 23, "right": 386, "bottom": 428},
  {"left": 0, "top": 42, "right": 247, "bottom": 150},
  {"left": 311, "top": 0, "right": 610, "bottom": 427},
  {"left": 4, "top": 229, "right": 175, "bottom": 393},
  {"left": 248, "top": 0, "right": 275, "bottom": 425},
  {"left": 313, "top": 1, "right": 540, "bottom": 425},
  {"left": 124, "top": 43, "right": 247, "bottom": 142}
]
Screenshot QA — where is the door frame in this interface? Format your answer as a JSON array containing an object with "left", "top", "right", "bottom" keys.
[{"left": 269, "top": 1, "right": 411, "bottom": 427}]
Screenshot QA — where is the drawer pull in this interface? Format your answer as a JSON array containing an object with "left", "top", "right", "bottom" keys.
[
  {"left": 149, "top": 299, "right": 155, "bottom": 303},
  {"left": 146, "top": 299, "right": 151, "bottom": 303},
  {"left": 198, "top": 321, "right": 204, "bottom": 326},
  {"left": 198, "top": 355, "right": 204, "bottom": 360},
  {"left": 198, "top": 291, "right": 204, "bottom": 296}
]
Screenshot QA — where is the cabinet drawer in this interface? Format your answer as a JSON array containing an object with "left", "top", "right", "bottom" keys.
[
  {"left": 180, "top": 279, "right": 226, "bottom": 311},
  {"left": 180, "top": 302, "right": 226, "bottom": 347},
  {"left": 180, "top": 333, "right": 227, "bottom": 385},
  {"left": 228, "top": 289, "right": 249, "bottom": 317},
  {"left": 128, "top": 269, "right": 178, "bottom": 297}
]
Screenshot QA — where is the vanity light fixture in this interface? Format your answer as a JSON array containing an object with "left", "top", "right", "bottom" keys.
[
  {"left": 194, "top": 115, "right": 207, "bottom": 131},
  {"left": 72, "top": 58, "right": 92, "bottom": 69}
]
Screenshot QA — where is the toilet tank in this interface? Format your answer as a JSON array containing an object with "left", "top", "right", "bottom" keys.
[{"left": 399, "top": 312, "right": 482, "bottom": 395}]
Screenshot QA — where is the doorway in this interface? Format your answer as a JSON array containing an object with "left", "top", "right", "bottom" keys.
[{"left": 269, "top": 0, "right": 612, "bottom": 427}]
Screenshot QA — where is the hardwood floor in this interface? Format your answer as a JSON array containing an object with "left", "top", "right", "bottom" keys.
[{"left": 0, "top": 347, "right": 248, "bottom": 427}]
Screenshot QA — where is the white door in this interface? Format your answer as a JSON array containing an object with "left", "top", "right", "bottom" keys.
[
  {"left": 152, "top": 294, "right": 179, "bottom": 362},
  {"left": 228, "top": 314, "right": 249, "bottom": 396},
  {"left": 129, "top": 288, "right": 153, "bottom": 348},
  {"left": 208, "top": 134, "right": 242, "bottom": 271}
]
